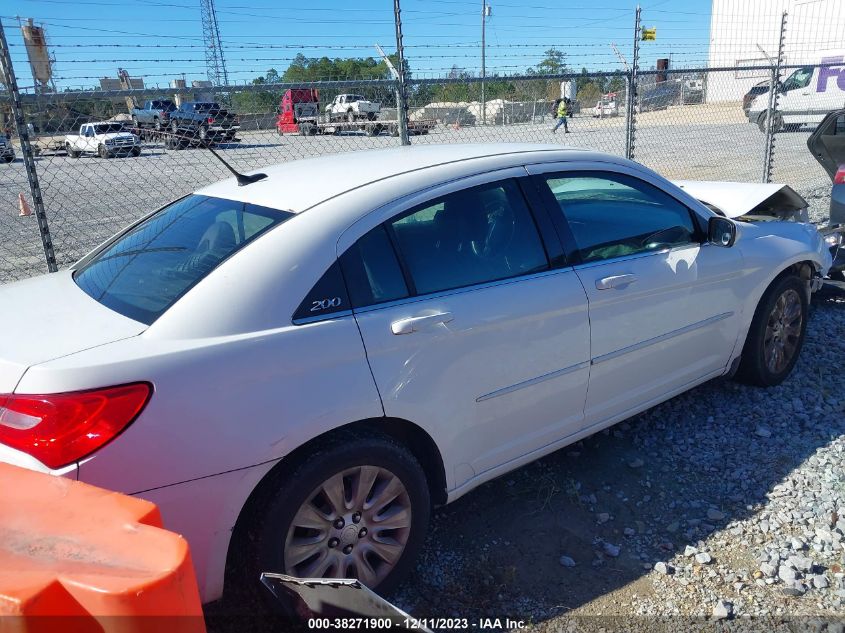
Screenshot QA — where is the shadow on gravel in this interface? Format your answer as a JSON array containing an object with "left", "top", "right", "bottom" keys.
[{"left": 205, "top": 284, "right": 845, "bottom": 632}]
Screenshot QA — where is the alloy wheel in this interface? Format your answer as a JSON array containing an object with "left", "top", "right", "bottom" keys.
[
  {"left": 284, "top": 465, "right": 412, "bottom": 587},
  {"left": 763, "top": 288, "right": 802, "bottom": 374}
]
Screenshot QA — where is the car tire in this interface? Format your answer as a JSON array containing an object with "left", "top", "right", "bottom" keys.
[
  {"left": 830, "top": 269, "right": 845, "bottom": 282},
  {"left": 98, "top": 144, "right": 110, "bottom": 159},
  {"left": 735, "top": 274, "right": 808, "bottom": 387},
  {"left": 131, "top": 146, "right": 141, "bottom": 157},
  {"left": 234, "top": 431, "right": 430, "bottom": 601},
  {"left": 66, "top": 143, "right": 80, "bottom": 158}
]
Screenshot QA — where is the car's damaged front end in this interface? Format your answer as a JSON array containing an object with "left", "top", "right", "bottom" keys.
[{"left": 674, "top": 180, "right": 838, "bottom": 282}]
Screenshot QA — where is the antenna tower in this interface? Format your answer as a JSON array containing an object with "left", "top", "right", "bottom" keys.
[{"left": 200, "top": 0, "right": 228, "bottom": 86}]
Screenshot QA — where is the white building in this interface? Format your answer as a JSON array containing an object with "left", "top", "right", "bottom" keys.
[{"left": 707, "top": 0, "right": 845, "bottom": 102}]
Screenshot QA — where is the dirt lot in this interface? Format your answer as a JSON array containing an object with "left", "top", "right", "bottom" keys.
[{"left": 0, "top": 102, "right": 834, "bottom": 284}]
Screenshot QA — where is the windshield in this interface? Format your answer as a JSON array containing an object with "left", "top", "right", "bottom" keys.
[
  {"left": 74, "top": 195, "right": 293, "bottom": 324},
  {"left": 94, "top": 123, "right": 126, "bottom": 134},
  {"left": 195, "top": 102, "right": 220, "bottom": 110},
  {"left": 153, "top": 101, "right": 176, "bottom": 111}
]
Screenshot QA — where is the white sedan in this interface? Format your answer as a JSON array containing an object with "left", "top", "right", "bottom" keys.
[{"left": 0, "top": 144, "right": 832, "bottom": 604}]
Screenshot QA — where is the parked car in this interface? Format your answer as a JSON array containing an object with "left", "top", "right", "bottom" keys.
[
  {"left": 326, "top": 94, "right": 381, "bottom": 122},
  {"left": 64, "top": 122, "right": 141, "bottom": 158},
  {"left": 0, "top": 145, "right": 831, "bottom": 605},
  {"left": 807, "top": 108, "right": 845, "bottom": 279},
  {"left": 0, "top": 135, "right": 14, "bottom": 163},
  {"left": 169, "top": 102, "right": 239, "bottom": 143},
  {"left": 638, "top": 81, "right": 679, "bottom": 112},
  {"left": 748, "top": 54, "right": 845, "bottom": 133},
  {"left": 743, "top": 80, "right": 770, "bottom": 116},
  {"left": 593, "top": 94, "right": 619, "bottom": 117},
  {"left": 131, "top": 100, "right": 177, "bottom": 131}
]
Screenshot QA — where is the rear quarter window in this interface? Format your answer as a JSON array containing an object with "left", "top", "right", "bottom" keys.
[{"left": 74, "top": 195, "right": 293, "bottom": 324}]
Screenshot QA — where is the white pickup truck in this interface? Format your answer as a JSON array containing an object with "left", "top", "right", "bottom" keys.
[
  {"left": 325, "top": 94, "right": 381, "bottom": 122},
  {"left": 65, "top": 122, "right": 141, "bottom": 158},
  {"left": 0, "top": 135, "right": 14, "bottom": 163}
]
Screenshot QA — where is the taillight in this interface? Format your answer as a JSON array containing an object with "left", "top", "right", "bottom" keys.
[
  {"left": 835, "top": 165, "right": 845, "bottom": 185},
  {"left": 0, "top": 383, "right": 151, "bottom": 469},
  {"left": 207, "top": 117, "right": 215, "bottom": 124}
]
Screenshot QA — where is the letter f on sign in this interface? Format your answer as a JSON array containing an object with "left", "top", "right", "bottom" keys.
[{"left": 817, "top": 56, "right": 845, "bottom": 92}]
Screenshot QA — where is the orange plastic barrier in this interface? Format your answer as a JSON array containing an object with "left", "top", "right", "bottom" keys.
[{"left": 0, "top": 464, "right": 205, "bottom": 633}]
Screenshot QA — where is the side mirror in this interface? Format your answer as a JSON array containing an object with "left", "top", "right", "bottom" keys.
[{"left": 708, "top": 216, "right": 737, "bottom": 248}]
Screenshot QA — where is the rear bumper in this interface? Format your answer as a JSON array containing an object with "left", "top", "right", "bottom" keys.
[
  {"left": 0, "top": 442, "right": 78, "bottom": 479},
  {"left": 830, "top": 184, "right": 845, "bottom": 227}
]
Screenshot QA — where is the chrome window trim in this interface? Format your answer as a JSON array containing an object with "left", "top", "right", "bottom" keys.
[
  {"left": 351, "top": 266, "right": 578, "bottom": 316},
  {"left": 292, "top": 309, "right": 354, "bottom": 326},
  {"left": 571, "top": 242, "right": 701, "bottom": 271}
]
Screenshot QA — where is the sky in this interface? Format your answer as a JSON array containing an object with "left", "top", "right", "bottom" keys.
[{"left": 3, "top": 0, "right": 713, "bottom": 90}]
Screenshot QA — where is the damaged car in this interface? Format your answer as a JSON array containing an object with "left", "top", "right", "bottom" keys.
[{"left": 0, "top": 144, "right": 833, "bottom": 606}]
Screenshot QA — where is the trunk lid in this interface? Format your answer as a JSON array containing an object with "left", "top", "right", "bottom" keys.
[
  {"left": 673, "top": 180, "right": 809, "bottom": 221},
  {"left": 0, "top": 271, "right": 147, "bottom": 392}
]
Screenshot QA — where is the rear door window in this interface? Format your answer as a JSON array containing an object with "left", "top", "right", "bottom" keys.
[
  {"left": 387, "top": 180, "right": 549, "bottom": 295},
  {"left": 74, "top": 195, "right": 292, "bottom": 324},
  {"left": 340, "top": 225, "right": 409, "bottom": 308}
]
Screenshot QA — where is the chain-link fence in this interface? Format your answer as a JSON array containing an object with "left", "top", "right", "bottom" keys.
[{"left": 1, "top": 4, "right": 843, "bottom": 284}]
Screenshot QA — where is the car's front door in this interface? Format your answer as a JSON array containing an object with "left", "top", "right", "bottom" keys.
[
  {"left": 342, "top": 175, "right": 591, "bottom": 490},
  {"left": 529, "top": 165, "right": 745, "bottom": 427},
  {"left": 83, "top": 126, "right": 96, "bottom": 152}
]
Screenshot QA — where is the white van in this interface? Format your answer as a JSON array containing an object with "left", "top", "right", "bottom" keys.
[{"left": 748, "top": 53, "right": 845, "bottom": 133}]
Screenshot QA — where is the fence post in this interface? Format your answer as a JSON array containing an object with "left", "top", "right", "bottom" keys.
[
  {"left": 625, "top": 5, "right": 641, "bottom": 161},
  {"left": 392, "top": 0, "right": 410, "bottom": 146},
  {"left": 0, "top": 18, "right": 57, "bottom": 273},
  {"left": 762, "top": 11, "right": 787, "bottom": 184}
]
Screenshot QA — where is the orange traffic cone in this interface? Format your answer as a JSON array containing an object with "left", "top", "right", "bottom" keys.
[{"left": 18, "top": 193, "right": 32, "bottom": 217}]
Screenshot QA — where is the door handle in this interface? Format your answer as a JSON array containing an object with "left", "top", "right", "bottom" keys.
[
  {"left": 390, "top": 312, "right": 453, "bottom": 335},
  {"left": 595, "top": 274, "right": 638, "bottom": 290}
]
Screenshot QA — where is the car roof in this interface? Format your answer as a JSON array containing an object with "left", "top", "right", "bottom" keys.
[{"left": 195, "top": 143, "right": 604, "bottom": 212}]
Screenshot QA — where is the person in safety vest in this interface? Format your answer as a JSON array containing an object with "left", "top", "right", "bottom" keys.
[{"left": 552, "top": 97, "right": 570, "bottom": 133}]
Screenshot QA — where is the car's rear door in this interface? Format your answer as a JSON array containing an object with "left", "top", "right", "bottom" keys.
[
  {"left": 808, "top": 109, "right": 845, "bottom": 225},
  {"left": 340, "top": 170, "right": 590, "bottom": 491},
  {"left": 528, "top": 163, "right": 745, "bottom": 427},
  {"left": 808, "top": 109, "right": 845, "bottom": 180}
]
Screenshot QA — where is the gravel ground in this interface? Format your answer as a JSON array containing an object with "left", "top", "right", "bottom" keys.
[{"left": 387, "top": 282, "right": 845, "bottom": 632}]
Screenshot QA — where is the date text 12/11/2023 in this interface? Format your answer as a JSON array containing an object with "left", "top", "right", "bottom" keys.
[{"left": 307, "top": 617, "right": 528, "bottom": 630}]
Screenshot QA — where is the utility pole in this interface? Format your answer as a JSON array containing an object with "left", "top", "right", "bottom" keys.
[
  {"left": 481, "top": 0, "right": 491, "bottom": 125},
  {"left": 763, "top": 11, "right": 787, "bottom": 183},
  {"left": 200, "top": 0, "right": 228, "bottom": 86},
  {"left": 625, "top": 5, "right": 641, "bottom": 160},
  {"left": 0, "top": 17, "right": 57, "bottom": 273},
  {"left": 392, "top": 0, "right": 410, "bottom": 146}
]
